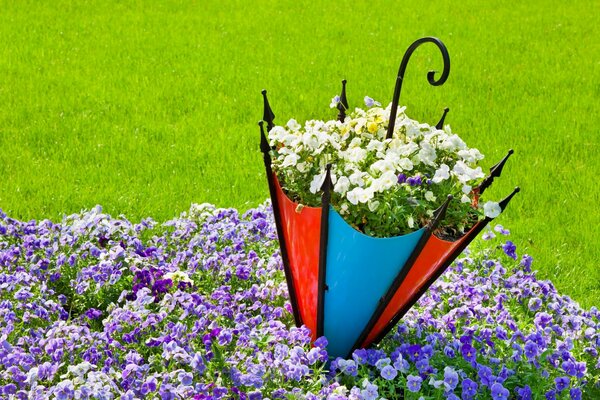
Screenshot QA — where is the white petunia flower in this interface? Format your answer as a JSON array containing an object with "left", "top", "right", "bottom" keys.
[
  {"left": 462, "top": 185, "right": 472, "bottom": 195},
  {"left": 483, "top": 201, "right": 501, "bottom": 218}
]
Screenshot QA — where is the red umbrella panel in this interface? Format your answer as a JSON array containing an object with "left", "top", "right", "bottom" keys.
[
  {"left": 361, "top": 186, "right": 519, "bottom": 348},
  {"left": 273, "top": 174, "right": 322, "bottom": 340}
]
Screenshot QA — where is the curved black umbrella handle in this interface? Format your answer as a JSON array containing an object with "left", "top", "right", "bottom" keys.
[{"left": 386, "top": 37, "right": 451, "bottom": 139}]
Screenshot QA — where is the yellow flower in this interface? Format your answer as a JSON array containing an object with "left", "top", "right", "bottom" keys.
[{"left": 367, "top": 122, "right": 379, "bottom": 134}]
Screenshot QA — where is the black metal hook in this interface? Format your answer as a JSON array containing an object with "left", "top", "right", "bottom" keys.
[
  {"left": 435, "top": 107, "right": 450, "bottom": 130},
  {"left": 337, "top": 80, "right": 349, "bottom": 122},
  {"left": 498, "top": 186, "right": 520, "bottom": 213},
  {"left": 259, "top": 121, "right": 271, "bottom": 154},
  {"left": 478, "top": 149, "right": 515, "bottom": 195},
  {"left": 386, "top": 37, "right": 451, "bottom": 139},
  {"left": 430, "top": 194, "right": 453, "bottom": 228},
  {"left": 262, "top": 89, "right": 276, "bottom": 132},
  {"left": 316, "top": 164, "right": 333, "bottom": 338}
]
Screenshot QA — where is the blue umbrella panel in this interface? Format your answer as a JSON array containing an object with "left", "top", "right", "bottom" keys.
[{"left": 323, "top": 208, "right": 426, "bottom": 358}]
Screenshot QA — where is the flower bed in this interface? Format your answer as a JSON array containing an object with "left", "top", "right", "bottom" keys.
[
  {"left": 0, "top": 204, "right": 598, "bottom": 399},
  {"left": 268, "top": 98, "right": 497, "bottom": 239}
]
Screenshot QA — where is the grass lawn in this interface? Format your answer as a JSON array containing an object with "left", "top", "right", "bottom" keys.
[{"left": 0, "top": 0, "right": 598, "bottom": 307}]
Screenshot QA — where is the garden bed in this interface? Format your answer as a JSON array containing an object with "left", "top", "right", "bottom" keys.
[{"left": 0, "top": 204, "right": 598, "bottom": 399}]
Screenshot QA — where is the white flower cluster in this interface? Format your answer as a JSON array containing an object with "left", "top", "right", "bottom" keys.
[{"left": 269, "top": 99, "right": 500, "bottom": 237}]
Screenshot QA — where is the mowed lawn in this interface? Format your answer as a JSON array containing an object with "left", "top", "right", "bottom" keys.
[{"left": 0, "top": 0, "right": 598, "bottom": 307}]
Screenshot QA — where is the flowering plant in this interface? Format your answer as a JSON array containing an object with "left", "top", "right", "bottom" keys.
[
  {"left": 268, "top": 97, "right": 502, "bottom": 238},
  {"left": 0, "top": 205, "right": 598, "bottom": 398}
]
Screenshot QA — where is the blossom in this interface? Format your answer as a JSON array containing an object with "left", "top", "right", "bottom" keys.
[
  {"left": 483, "top": 201, "right": 502, "bottom": 218},
  {"left": 380, "top": 365, "right": 397, "bottom": 380},
  {"left": 330, "top": 95, "right": 341, "bottom": 109},
  {"left": 432, "top": 164, "right": 451, "bottom": 183},
  {"left": 555, "top": 376, "right": 570, "bottom": 392},
  {"left": 443, "top": 366, "right": 459, "bottom": 390},
  {"left": 502, "top": 240, "right": 517, "bottom": 259},
  {"left": 461, "top": 378, "right": 478, "bottom": 399},
  {"left": 407, "top": 375, "right": 422, "bottom": 392},
  {"left": 364, "top": 96, "right": 381, "bottom": 107},
  {"left": 0, "top": 204, "right": 597, "bottom": 398},
  {"left": 491, "top": 383, "right": 509, "bottom": 400},
  {"left": 268, "top": 102, "right": 495, "bottom": 238}
]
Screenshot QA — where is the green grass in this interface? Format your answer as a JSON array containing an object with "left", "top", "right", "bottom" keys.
[{"left": 0, "top": 0, "right": 598, "bottom": 307}]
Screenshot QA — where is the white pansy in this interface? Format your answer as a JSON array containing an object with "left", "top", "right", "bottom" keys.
[
  {"left": 354, "top": 117, "right": 368, "bottom": 132},
  {"left": 378, "top": 171, "right": 398, "bottom": 191},
  {"left": 358, "top": 187, "right": 374, "bottom": 203},
  {"left": 348, "top": 137, "right": 362, "bottom": 148},
  {"left": 301, "top": 132, "right": 319, "bottom": 150},
  {"left": 281, "top": 133, "right": 301, "bottom": 147},
  {"left": 425, "top": 191, "right": 436, "bottom": 202},
  {"left": 398, "top": 158, "right": 413, "bottom": 171},
  {"left": 458, "top": 148, "right": 484, "bottom": 163},
  {"left": 366, "top": 139, "right": 384, "bottom": 152},
  {"left": 309, "top": 173, "right": 326, "bottom": 194},
  {"left": 349, "top": 171, "right": 366, "bottom": 187},
  {"left": 347, "top": 187, "right": 375, "bottom": 204},
  {"left": 345, "top": 147, "right": 368, "bottom": 163},
  {"left": 346, "top": 187, "right": 361, "bottom": 205},
  {"left": 281, "top": 153, "right": 299, "bottom": 167},
  {"left": 439, "top": 134, "right": 467, "bottom": 151},
  {"left": 453, "top": 161, "right": 485, "bottom": 183},
  {"left": 287, "top": 119, "right": 301, "bottom": 131},
  {"left": 334, "top": 176, "right": 351, "bottom": 195},
  {"left": 432, "top": 164, "right": 450, "bottom": 183},
  {"left": 163, "top": 270, "right": 193, "bottom": 284},
  {"left": 370, "top": 159, "right": 395, "bottom": 174},
  {"left": 395, "top": 142, "right": 419, "bottom": 156},
  {"left": 418, "top": 142, "right": 437, "bottom": 166},
  {"left": 268, "top": 126, "right": 287, "bottom": 144},
  {"left": 483, "top": 201, "right": 501, "bottom": 218}
]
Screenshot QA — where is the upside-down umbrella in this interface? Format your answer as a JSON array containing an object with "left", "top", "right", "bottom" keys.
[{"left": 259, "top": 37, "right": 520, "bottom": 358}]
